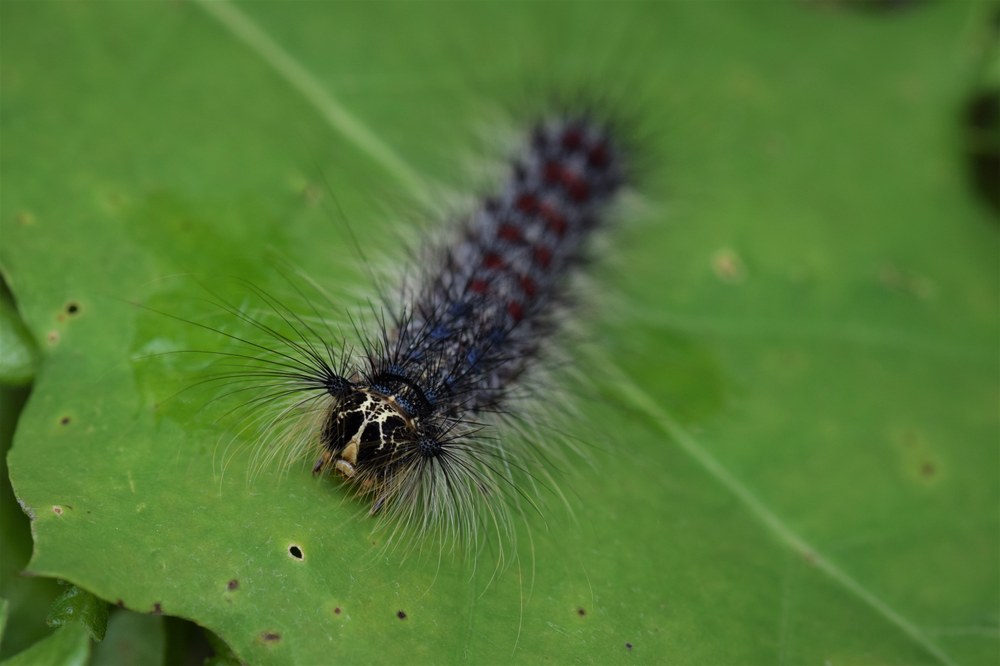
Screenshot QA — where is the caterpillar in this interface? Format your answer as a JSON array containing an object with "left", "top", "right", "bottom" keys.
[{"left": 222, "top": 113, "right": 627, "bottom": 548}]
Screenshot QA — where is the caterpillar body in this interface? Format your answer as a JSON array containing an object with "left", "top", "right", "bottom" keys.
[{"left": 250, "top": 114, "right": 626, "bottom": 544}]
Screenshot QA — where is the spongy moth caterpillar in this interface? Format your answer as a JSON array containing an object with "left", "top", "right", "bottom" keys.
[{"left": 204, "top": 113, "right": 627, "bottom": 548}]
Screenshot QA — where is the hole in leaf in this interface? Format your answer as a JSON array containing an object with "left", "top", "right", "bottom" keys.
[
  {"left": 288, "top": 545, "right": 303, "bottom": 560},
  {"left": 65, "top": 302, "right": 80, "bottom": 315},
  {"left": 396, "top": 610, "right": 407, "bottom": 620}
]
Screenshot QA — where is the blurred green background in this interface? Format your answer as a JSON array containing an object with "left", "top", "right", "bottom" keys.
[{"left": 1, "top": 1, "right": 997, "bottom": 664}]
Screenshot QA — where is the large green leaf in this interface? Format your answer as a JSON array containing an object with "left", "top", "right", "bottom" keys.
[{"left": 2, "top": 1, "right": 997, "bottom": 664}]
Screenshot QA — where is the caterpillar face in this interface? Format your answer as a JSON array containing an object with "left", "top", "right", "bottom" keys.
[{"left": 316, "top": 388, "right": 418, "bottom": 484}]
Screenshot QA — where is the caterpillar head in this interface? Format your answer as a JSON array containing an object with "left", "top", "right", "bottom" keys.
[{"left": 314, "top": 387, "right": 419, "bottom": 487}]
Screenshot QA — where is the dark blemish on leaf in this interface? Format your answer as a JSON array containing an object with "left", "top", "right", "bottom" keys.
[
  {"left": 626, "top": 642, "right": 633, "bottom": 651},
  {"left": 46, "top": 331, "right": 59, "bottom": 344},
  {"left": 577, "top": 607, "right": 586, "bottom": 616},
  {"left": 333, "top": 607, "right": 342, "bottom": 615},
  {"left": 116, "top": 599, "right": 125, "bottom": 608},
  {"left": 65, "top": 302, "right": 80, "bottom": 315},
  {"left": 59, "top": 416, "right": 70, "bottom": 426},
  {"left": 227, "top": 579, "right": 239, "bottom": 591},
  {"left": 288, "top": 545, "right": 303, "bottom": 560},
  {"left": 52, "top": 505, "right": 63, "bottom": 515},
  {"left": 396, "top": 610, "right": 407, "bottom": 620},
  {"left": 921, "top": 461, "right": 936, "bottom": 477},
  {"left": 152, "top": 602, "right": 163, "bottom": 614},
  {"left": 262, "top": 632, "right": 281, "bottom": 642},
  {"left": 964, "top": 88, "right": 1000, "bottom": 216}
]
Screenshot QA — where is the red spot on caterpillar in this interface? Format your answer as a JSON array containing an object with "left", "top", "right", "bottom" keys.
[
  {"left": 539, "top": 202, "right": 567, "bottom": 237},
  {"left": 498, "top": 224, "right": 523, "bottom": 243},
  {"left": 588, "top": 143, "right": 610, "bottom": 169},
  {"left": 469, "top": 279, "right": 489, "bottom": 294},
  {"left": 519, "top": 275, "right": 537, "bottom": 297},
  {"left": 533, "top": 246, "right": 552, "bottom": 269},
  {"left": 507, "top": 301, "right": 524, "bottom": 321},
  {"left": 563, "top": 172, "right": 589, "bottom": 202},
  {"left": 543, "top": 160, "right": 562, "bottom": 184},
  {"left": 483, "top": 253, "right": 504, "bottom": 270},
  {"left": 561, "top": 128, "right": 583, "bottom": 151},
  {"left": 542, "top": 161, "right": 589, "bottom": 202},
  {"left": 516, "top": 193, "right": 538, "bottom": 213}
]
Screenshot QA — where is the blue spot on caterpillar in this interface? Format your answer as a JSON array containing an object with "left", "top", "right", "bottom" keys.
[{"left": 219, "top": 113, "right": 628, "bottom": 546}]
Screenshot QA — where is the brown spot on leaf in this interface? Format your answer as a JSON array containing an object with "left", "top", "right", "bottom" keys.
[
  {"left": 52, "top": 506, "right": 63, "bottom": 515},
  {"left": 333, "top": 607, "right": 342, "bottom": 615},
  {"left": 152, "top": 602, "right": 163, "bottom": 615},
  {"left": 46, "top": 331, "right": 59, "bottom": 344},
  {"left": 921, "top": 461, "right": 936, "bottom": 477},
  {"left": 396, "top": 610, "right": 407, "bottom": 620},
  {"left": 227, "top": 579, "right": 239, "bottom": 591},
  {"left": 577, "top": 607, "right": 587, "bottom": 616},
  {"left": 626, "top": 642, "right": 634, "bottom": 651},
  {"left": 59, "top": 416, "right": 71, "bottom": 426},
  {"left": 262, "top": 631, "right": 281, "bottom": 642}
]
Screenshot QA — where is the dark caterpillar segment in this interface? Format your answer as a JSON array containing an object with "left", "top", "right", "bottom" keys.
[{"left": 315, "top": 116, "right": 625, "bottom": 507}]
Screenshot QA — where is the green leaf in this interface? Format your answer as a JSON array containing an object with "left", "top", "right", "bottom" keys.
[
  {"left": 45, "top": 585, "right": 108, "bottom": 642},
  {"left": 0, "top": 623, "right": 89, "bottom": 666},
  {"left": 0, "top": 385, "right": 61, "bottom": 660},
  {"left": 0, "top": 598, "right": 8, "bottom": 647},
  {"left": 0, "top": 293, "right": 39, "bottom": 386},
  {"left": 202, "top": 629, "right": 241, "bottom": 666},
  {"left": 2, "top": 1, "right": 997, "bottom": 665},
  {"left": 91, "top": 610, "right": 165, "bottom": 666}
]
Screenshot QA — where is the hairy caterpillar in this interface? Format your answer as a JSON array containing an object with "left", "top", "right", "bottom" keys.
[{"left": 207, "top": 113, "right": 627, "bottom": 548}]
